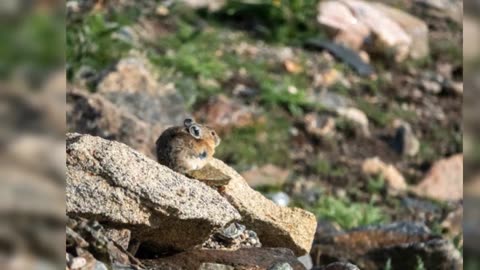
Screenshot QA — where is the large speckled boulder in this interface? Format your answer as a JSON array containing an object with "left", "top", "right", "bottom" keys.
[{"left": 66, "top": 133, "right": 241, "bottom": 252}]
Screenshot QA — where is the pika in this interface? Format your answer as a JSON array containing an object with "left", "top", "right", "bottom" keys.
[{"left": 156, "top": 118, "right": 221, "bottom": 174}]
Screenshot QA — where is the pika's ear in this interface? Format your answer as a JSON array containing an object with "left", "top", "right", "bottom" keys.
[
  {"left": 189, "top": 124, "right": 202, "bottom": 139},
  {"left": 184, "top": 118, "right": 195, "bottom": 127}
]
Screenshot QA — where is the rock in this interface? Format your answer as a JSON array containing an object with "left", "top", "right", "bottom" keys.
[
  {"left": 199, "top": 263, "right": 235, "bottom": 270},
  {"left": 241, "top": 164, "right": 290, "bottom": 188},
  {"left": 195, "top": 95, "right": 256, "bottom": 133},
  {"left": 181, "top": 0, "right": 226, "bottom": 12},
  {"left": 415, "top": 0, "right": 463, "bottom": 24},
  {"left": 103, "top": 228, "right": 131, "bottom": 250},
  {"left": 67, "top": 217, "right": 143, "bottom": 269},
  {"left": 305, "top": 39, "right": 374, "bottom": 77},
  {"left": 97, "top": 57, "right": 188, "bottom": 129},
  {"left": 304, "top": 113, "right": 336, "bottom": 138},
  {"left": 412, "top": 154, "right": 463, "bottom": 201},
  {"left": 310, "top": 91, "right": 353, "bottom": 111},
  {"left": 297, "top": 254, "right": 313, "bottom": 270},
  {"left": 217, "top": 223, "right": 247, "bottom": 243},
  {"left": 391, "top": 120, "right": 419, "bottom": 156},
  {"left": 145, "top": 248, "right": 306, "bottom": 270},
  {"left": 319, "top": 262, "right": 360, "bottom": 270},
  {"left": 317, "top": 1, "right": 370, "bottom": 50},
  {"left": 311, "top": 222, "right": 462, "bottom": 270},
  {"left": 66, "top": 133, "right": 241, "bottom": 252},
  {"left": 441, "top": 205, "right": 463, "bottom": 238},
  {"left": 209, "top": 159, "right": 317, "bottom": 256},
  {"left": 420, "top": 78, "right": 442, "bottom": 94},
  {"left": 372, "top": 2, "right": 429, "bottom": 60},
  {"left": 318, "top": 0, "right": 411, "bottom": 62},
  {"left": 362, "top": 157, "right": 407, "bottom": 191},
  {"left": 336, "top": 107, "right": 370, "bottom": 137},
  {"left": 203, "top": 223, "right": 261, "bottom": 250},
  {"left": 268, "top": 192, "right": 291, "bottom": 207},
  {"left": 269, "top": 262, "right": 294, "bottom": 270},
  {"left": 67, "top": 88, "right": 156, "bottom": 158}
]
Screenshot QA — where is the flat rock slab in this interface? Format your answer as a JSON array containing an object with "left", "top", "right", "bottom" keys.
[
  {"left": 143, "top": 248, "right": 305, "bottom": 270},
  {"left": 311, "top": 222, "right": 462, "bottom": 270},
  {"left": 66, "top": 133, "right": 240, "bottom": 252},
  {"left": 209, "top": 159, "right": 317, "bottom": 256}
]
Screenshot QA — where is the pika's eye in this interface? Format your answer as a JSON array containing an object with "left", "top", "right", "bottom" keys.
[
  {"left": 184, "top": 118, "right": 194, "bottom": 127},
  {"left": 211, "top": 131, "right": 216, "bottom": 136},
  {"left": 189, "top": 125, "right": 202, "bottom": 139}
]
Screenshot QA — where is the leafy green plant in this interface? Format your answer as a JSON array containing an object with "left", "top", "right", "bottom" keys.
[
  {"left": 367, "top": 174, "right": 385, "bottom": 193},
  {"left": 385, "top": 258, "right": 393, "bottom": 270},
  {"left": 311, "top": 159, "right": 348, "bottom": 178},
  {"left": 217, "top": 0, "right": 322, "bottom": 43},
  {"left": 415, "top": 256, "right": 425, "bottom": 270},
  {"left": 67, "top": 12, "right": 135, "bottom": 81},
  {"left": 309, "top": 196, "right": 386, "bottom": 229}
]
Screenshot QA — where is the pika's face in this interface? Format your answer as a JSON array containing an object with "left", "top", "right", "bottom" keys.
[{"left": 184, "top": 118, "right": 221, "bottom": 148}]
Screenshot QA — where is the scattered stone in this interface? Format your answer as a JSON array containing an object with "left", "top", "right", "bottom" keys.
[
  {"left": 392, "top": 120, "right": 419, "bottom": 156},
  {"left": 199, "top": 263, "right": 235, "bottom": 270},
  {"left": 415, "top": 0, "right": 463, "bottom": 24},
  {"left": 310, "top": 91, "right": 353, "bottom": 111},
  {"left": 336, "top": 107, "right": 370, "bottom": 137},
  {"left": 195, "top": 95, "right": 256, "bottom": 132},
  {"left": 304, "top": 113, "right": 336, "bottom": 138},
  {"left": 241, "top": 164, "right": 290, "bottom": 188},
  {"left": 216, "top": 223, "right": 247, "bottom": 243},
  {"left": 269, "top": 262, "right": 294, "bottom": 270},
  {"left": 268, "top": 192, "right": 291, "bottom": 207},
  {"left": 402, "top": 197, "right": 443, "bottom": 224},
  {"left": 317, "top": 1, "right": 370, "bottom": 50},
  {"left": 319, "top": 262, "right": 360, "bottom": 270},
  {"left": 209, "top": 159, "right": 317, "bottom": 256},
  {"left": 66, "top": 133, "right": 241, "bottom": 253},
  {"left": 412, "top": 154, "right": 463, "bottom": 201},
  {"left": 420, "top": 78, "right": 442, "bottom": 94},
  {"left": 284, "top": 59, "right": 303, "bottom": 74},
  {"left": 66, "top": 217, "right": 143, "bottom": 269},
  {"left": 311, "top": 222, "right": 462, "bottom": 270},
  {"left": 362, "top": 157, "right": 407, "bottom": 191},
  {"left": 318, "top": 0, "right": 430, "bottom": 61},
  {"left": 181, "top": 0, "right": 226, "bottom": 12},
  {"left": 145, "top": 248, "right": 306, "bottom": 270},
  {"left": 305, "top": 39, "right": 374, "bottom": 77},
  {"left": 297, "top": 254, "right": 313, "bottom": 270},
  {"left": 103, "top": 228, "right": 131, "bottom": 250},
  {"left": 372, "top": 2, "right": 429, "bottom": 59}
]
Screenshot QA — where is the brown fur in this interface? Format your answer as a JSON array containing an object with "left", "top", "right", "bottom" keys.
[{"left": 155, "top": 120, "right": 220, "bottom": 174}]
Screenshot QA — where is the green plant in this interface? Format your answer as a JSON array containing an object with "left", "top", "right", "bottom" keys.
[
  {"left": 217, "top": 0, "right": 322, "bottom": 43},
  {"left": 67, "top": 12, "right": 135, "bottom": 81},
  {"left": 216, "top": 113, "right": 292, "bottom": 170},
  {"left": 311, "top": 159, "right": 348, "bottom": 178},
  {"left": 367, "top": 174, "right": 385, "bottom": 193},
  {"left": 415, "top": 256, "right": 425, "bottom": 270},
  {"left": 309, "top": 196, "right": 386, "bottom": 229},
  {"left": 385, "top": 258, "right": 393, "bottom": 270}
]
